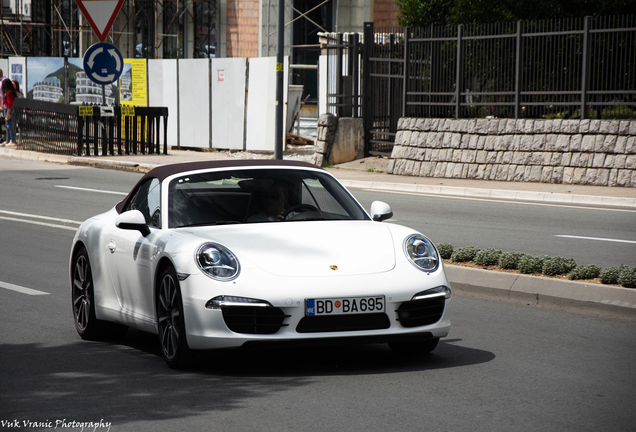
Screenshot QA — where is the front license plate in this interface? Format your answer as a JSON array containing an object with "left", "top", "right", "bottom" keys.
[{"left": 305, "top": 296, "right": 385, "bottom": 316}]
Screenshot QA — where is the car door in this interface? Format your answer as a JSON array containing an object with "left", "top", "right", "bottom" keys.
[{"left": 106, "top": 177, "right": 161, "bottom": 322}]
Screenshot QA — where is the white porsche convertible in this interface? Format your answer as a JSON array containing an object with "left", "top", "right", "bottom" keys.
[{"left": 70, "top": 160, "right": 451, "bottom": 368}]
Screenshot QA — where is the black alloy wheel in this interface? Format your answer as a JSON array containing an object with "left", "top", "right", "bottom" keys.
[
  {"left": 72, "top": 247, "right": 127, "bottom": 340},
  {"left": 157, "top": 266, "right": 194, "bottom": 369}
]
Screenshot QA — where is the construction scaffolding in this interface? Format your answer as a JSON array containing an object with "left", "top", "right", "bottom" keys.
[{"left": 0, "top": 0, "right": 217, "bottom": 59}]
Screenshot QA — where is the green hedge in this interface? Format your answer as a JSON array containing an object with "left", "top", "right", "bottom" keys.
[{"left": 436, "top": 243, "right": 635, "bottom": 289}]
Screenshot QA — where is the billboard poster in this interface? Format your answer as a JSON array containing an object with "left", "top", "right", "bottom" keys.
[
  {"left": 26, "top": 57, "right": 65, "bottom": 103},
  {"left": 25, "top": 57, "right": 116, "bottom": 106},
  {"left": 8, "top": 58, "right": 26, "bottom": 96},
  {"left": 68, "top": 57, "right": 116, "bottom": 106},
  {"left": 119, "top": 58, "right": 147, "bottom": 107}
]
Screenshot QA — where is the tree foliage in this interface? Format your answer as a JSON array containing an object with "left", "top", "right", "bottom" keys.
[{"left": 397, "top": 0, "right": 636, "bottom": 26}]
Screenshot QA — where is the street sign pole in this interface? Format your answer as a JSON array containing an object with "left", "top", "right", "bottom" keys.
[
  {"left": 76, "top": 0, "right": 125, "bottom": 100},
  {"left": 274, "top": 0, "right": 284, "bottom": 160}
]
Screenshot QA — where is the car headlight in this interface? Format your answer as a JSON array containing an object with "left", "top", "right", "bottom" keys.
[
  {"left": 196, "top": 243, "right": 240, "bottom": 281},
  {"left": 404, "top": 234, "right": 439, "bottom": 272}
]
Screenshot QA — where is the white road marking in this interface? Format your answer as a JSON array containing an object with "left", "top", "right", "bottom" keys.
[
  {"left": 0, "top": 210, "right": 82, "bottom": 231},
  {"left": 55, "top": 185, "right": 128, "bottom": 196},
  {"left": 0, "top": 216, "right": 79, "bottom": 231},
  {"left": 0, "top": 280, "right": 49, "bottom": 296},
  {"left": 555, "top": 235, "right": 636, "bottom": 244},
  {"left": 0, "top": 210, "right": 82, "bottom": 224}
]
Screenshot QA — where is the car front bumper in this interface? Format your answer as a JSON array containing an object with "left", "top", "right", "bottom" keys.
[{"left": 180, "top": 266, "right": 452, "bottom": 350}]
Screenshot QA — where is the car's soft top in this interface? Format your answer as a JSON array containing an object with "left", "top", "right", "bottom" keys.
[{"left": 116, "top": 159, "right": 322, "bottom": 213}]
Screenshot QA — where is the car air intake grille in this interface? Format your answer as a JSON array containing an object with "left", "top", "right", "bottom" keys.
[
  {"left": 222, "top": 306, "right": 288, "bottom": 334},
  {"left": 396, "top": 297, "right": 445, "bottom": 328},
  {"left": 296, "top": 313, "right": 391, "bottom": 333}
]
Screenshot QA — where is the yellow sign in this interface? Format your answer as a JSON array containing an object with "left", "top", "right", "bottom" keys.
[
  {"left": 276, "top": 63, "right": 284, "bottom": 72},
  {"left": 120, "top": 58, "right": 147, "bottom": 108},
  {"left": 79, "top": 106, "right": 93, "bottom": 116},
  {"left": 121, "top": 106, "right": 135, "bottom": 116},
  {"left": 119, "top": 59, "right": 147, "bottom": 142}
]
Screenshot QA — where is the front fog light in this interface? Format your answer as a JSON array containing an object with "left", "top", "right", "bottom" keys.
[
  {"left": 206, "top": 295, "right": 272, "bottom": 309},
  {"left": 412, "top": 286, "right": 452, "bottom": 301},
  {"left": 404, "top": 234, "right": 439, "bottom": 272},
  {"left": 196, "top": 243, "right": 240, "bottom": 281}
]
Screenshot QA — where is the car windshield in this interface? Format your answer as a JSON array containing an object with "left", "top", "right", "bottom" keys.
[{"left": 168, "top": 168, "right": 369, "bottom": 228}]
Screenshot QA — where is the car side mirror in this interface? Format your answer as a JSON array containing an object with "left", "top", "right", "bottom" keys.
[
  {"left": 370, "top": 201, "right": 393, "bottom": 222},
  {"left": 116, "top": 210, "right": 151, "bottom": 236}
]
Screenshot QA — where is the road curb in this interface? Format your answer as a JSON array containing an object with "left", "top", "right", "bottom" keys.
[
  {"left": 446, "top": 265, "right": 636, "bottom": 320},
  {"left": 67, "top": 156, "right": 156, "bottom": 173}
]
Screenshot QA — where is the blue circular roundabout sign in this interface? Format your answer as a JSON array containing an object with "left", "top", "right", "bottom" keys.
[{"left": 83, "top": 42, "right": 124, "bottom": 85}]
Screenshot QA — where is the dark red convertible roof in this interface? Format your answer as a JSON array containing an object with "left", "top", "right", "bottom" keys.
[{"left": 115, "top": 159, "right": 322, "bottom": 213}]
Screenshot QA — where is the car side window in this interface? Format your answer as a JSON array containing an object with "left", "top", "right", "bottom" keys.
[{"left": 123, "top": 177, "right": 161, "bottom": 228}]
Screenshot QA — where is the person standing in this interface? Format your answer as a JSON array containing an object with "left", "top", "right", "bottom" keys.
[
  {"left": 12, "top": 80, "right": 23, "bottom": 98},
  {"left": 0, "top": 69, "right": 7, "bottom": 143},
  {"left": 2, "top": 79, "right": 17, "bottom": 146},
  {"left": 0, "top": 69, "right": 6, "bottom": 111}
]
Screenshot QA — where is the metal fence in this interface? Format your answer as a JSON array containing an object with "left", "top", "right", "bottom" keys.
[
  {"left": 14, "top": 98, "right": 169, "bottom": 156},
  {"left": 323, "top": 33, "right": 362, "bottom": 118},
  {"left": 324, "top": 15, "right": 636, "bottom": 155}
]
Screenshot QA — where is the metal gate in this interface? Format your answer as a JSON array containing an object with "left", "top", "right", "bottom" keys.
[
  {"left": 362, "top": 23, "right": 405, "bottom": 156},
  {"left": 322, "top": 24, "right": 402, "bottom": 156}
]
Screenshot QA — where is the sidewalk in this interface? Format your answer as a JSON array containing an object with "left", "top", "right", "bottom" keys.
[{"left": 2, "top": 145, "right": 635, "bottom": 320}]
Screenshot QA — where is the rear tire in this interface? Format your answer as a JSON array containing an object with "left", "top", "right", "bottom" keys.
[
  {"left": 71, "top": 247, "right": 128, "bottom": 340},
  {"left": 389, "top": 338, "right": 439, "bottom": 356},
  {"left": 157, "top": 266, "right": 194, "bottom": 369}
]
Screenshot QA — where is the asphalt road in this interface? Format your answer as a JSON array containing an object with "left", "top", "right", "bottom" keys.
[
  {"left": 352, "top": 189, "right": 636, "bottom": 268},
  {"left": 1, "top": 160, "right": 635, "bottom": 432}
]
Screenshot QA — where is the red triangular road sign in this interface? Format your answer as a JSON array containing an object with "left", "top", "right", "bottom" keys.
[{"left": 75, "top": 0, "right": 125, "bottom": 42}]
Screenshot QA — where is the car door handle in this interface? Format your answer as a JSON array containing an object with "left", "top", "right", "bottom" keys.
[{"left": 108, "top": 240, "right": 116, "bottom": 254}]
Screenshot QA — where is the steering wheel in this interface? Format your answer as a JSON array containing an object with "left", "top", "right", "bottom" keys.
[{"left": 283, "top": 204, "right": 319, "bottom": 219}]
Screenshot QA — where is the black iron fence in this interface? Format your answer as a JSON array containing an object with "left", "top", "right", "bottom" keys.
[
  {"left": 13, "top": 98, "right": 169, "bottom": 156},
  {"left": 323, "top": 15, "right": 636, "bottom": 155},
  {"left": 323, "top": 33, "right": 362, "bottom": 118}
]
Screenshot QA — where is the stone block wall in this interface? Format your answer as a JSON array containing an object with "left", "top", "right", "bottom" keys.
[
  {"left": 313, "top": 113, "right": 339, "bottom": 167},
  {"left": 387, "top": 118, "right": 636, "bottom": 187}
]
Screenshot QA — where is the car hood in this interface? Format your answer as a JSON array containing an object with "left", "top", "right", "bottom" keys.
[{"left": 190, "top": 221, "right": 397, "bottom": 277}]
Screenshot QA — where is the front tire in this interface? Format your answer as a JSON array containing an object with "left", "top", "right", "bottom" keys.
[
  {"left": 389, "top": 338, "right": 440, "bottom": 356},
  {"left": 71, "top": 247, "right": 127, "bottom": 340},
  {"left": 157, "top": 266, "right": 194, "bottom": 369}
]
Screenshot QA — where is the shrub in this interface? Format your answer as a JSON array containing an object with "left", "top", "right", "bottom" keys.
[
  {"left": 568, "top": 264, "right": 602, "bottom": 280},
  {"left": 451, "top": 246, "right": 480, "bottom": 263},
  {"left": 518, "top": 255, "right": 550, "bottom": 274},
  {"left": 436, "top": 243, "right": 454, "bottom": 260},
  {"left": 499, "top": 252, "right": 531, "bottom": 270},
  {"left": 618, "top": 267, "right": 636, "bottom": 288},
  {"left": 599, "top": 265, "right": 628, "bottom": 285},
  {"left": 542, "top": 257, "right": 577, "bottom": 276},
  {"left": 474, "top": 248, "right": 503, "bottom": 267}
]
